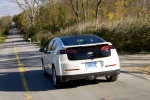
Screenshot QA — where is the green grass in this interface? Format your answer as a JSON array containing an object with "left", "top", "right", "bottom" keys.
[
  {"left": 0, "top": 36, "right": 6, "bottom": 44},
  {"left": 0, "top": 29, "right": 9, "bottom": 44}
]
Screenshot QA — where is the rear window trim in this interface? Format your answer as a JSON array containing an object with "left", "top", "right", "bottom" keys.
[
  {"left": 66, "top": 44, "right": 111, "bottom": 61},
  {"left": 60, "top": 35, "right": 105, "bottom": 46}
]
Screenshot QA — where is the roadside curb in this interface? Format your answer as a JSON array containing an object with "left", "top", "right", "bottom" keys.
[{"left": 121, "top": 67, "right": 150, "bottom": 81}]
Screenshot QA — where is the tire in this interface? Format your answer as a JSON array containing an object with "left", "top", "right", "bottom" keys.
[
  {"left": 42, "top": 60, "right": 47, "bottom": 76},
  {"left": 52, "top": 68, "right": 63, "bottom": 88},
  {"left": 105, "top": 75, "right": 118, "bottom": 82}
]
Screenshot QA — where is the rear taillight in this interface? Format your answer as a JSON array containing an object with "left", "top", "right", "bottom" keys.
[
  {"left": 57, "top": 50, "right": 66, "bottom": 54},
  {"left": 101, "top": 45, "right": 115, "bottom": 51},
  {"left": 57, "top": 49, "right": 77, "bottom": 54},
  {"left": 101, "top": 45, "right": 110, "bottom": 51},
  {"left": 67, "top": 50, "right": 77, "bottom": 54}
]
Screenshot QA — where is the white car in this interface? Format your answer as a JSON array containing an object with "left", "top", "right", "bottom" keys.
[{"left": 39, "top": 34, "right": 120, "bottom": 88}]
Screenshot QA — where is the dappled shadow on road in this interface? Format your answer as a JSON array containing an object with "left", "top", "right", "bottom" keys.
[
  {"left": 17, "top": 51, "right": 42, "bottom": 67},
  {"left": 0, "top": 48, "right": 17, "bottom": 70}
]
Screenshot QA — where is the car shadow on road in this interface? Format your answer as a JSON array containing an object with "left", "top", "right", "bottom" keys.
[
  {"left": 62, "top": 79, "right": 108, "bottom": 89},
  {"left": 25, "top": 70, "right": 109, "bottom": 90},
  {"left": 0, "top": 70, "right": 110, "bottom": 92},
  {"left": 0, "top": 70, "right": 56, "bottom": 92}
]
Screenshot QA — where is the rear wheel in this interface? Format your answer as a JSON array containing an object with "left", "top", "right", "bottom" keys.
[
  {"left": 52, "top": 68, "right": 63, "bottom": 88},
  {"left": 105, "top": 75, "right": 118, "bottom": 82}
]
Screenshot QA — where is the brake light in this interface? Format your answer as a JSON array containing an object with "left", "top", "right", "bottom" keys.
[
  {"left": 101, "top": 45, "right": 110, "bottom": 50},
  {"left": 57, "top": 49, "right": 77, "bottom": 54},
  {"left": 67, "top": 50, "right": 77, "bottom": 54},
  {"left": 58, "top": 50, "right": 66, "bottom": 54}
]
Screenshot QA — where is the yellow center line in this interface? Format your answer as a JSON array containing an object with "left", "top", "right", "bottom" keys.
[{"left": 13, "top": 38, "right": 32, "bottom": 100}]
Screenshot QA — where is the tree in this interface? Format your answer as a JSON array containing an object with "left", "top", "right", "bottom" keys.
[
  {"left": 70, "top": 0, "right": 80, "bottom": 23},
  {"left": 0, "top": 16, "right": 12, "bottom": 38},
  {"left": 81, "top": 0, "right": 87, "bottom": 22},
  {"left": 95, "top": 0, "right": 102, "bottom": 24},
  {"left": 58, "top": 4, "right": 67, "bottom": 29},
  {"left": 13, "top": 0, "right": 41, "bottom": 27}
]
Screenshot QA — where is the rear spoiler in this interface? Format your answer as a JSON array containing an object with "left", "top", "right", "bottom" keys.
[{"left": 60, "top": 42, "right": 112, "bottom": 49}]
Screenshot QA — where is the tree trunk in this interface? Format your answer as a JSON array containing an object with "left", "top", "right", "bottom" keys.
[
  {"left": 70, "top": 0, "right": 80, "bottom": 23},
  {"left": 81, "top": 1, "right": 86, "bottom": 22},
  {"left": 96, "top": 0, "right": 102, "bottom": 24},
  {"left": 86, "top": 0, "right": 89, "bottom": 20}
]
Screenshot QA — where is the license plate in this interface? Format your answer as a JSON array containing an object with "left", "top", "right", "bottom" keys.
[{"left": 85, "top": 62, "right": 99, "bottom": 69}]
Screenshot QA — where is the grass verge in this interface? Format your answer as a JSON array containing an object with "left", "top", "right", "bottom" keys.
[
  {"left": 0, "top": 36, "right": 6, "bottom": 44},
  {"left": 123, "top": 66, "right": 150, "bottom": 75},
  {"left": 140, "top": 66, "right": 150, "bottom": 75}
]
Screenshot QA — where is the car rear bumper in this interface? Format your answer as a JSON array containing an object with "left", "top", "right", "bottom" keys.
[{"left": 57, "top": 69, "right": 120, "bottom": 82}]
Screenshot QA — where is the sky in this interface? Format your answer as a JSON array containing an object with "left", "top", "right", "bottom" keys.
[{"left": 0, "top": 0, "right": 22, "bottom": 17}]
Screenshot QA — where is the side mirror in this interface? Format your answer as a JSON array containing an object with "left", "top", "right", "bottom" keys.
[{"left": 39, "top": 47, "right": 45, "bottom": 52}]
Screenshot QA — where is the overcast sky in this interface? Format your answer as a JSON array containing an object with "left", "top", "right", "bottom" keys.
[{"left": 0, "top": 0, "right": 22, "bottom": 17}]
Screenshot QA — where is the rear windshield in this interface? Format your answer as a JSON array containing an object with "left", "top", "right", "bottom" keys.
[{"left": 60, "top": 35, "right": 105, "bottom": 46}]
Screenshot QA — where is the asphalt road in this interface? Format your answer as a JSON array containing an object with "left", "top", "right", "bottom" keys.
[{"left": 0, "top": 24, "right": 150, "bottom": 100}]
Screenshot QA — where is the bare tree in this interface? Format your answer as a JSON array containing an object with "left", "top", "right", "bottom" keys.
[
  {"left": 96, "top": 0, "right": 102, "bottom": 24},
  {"left": 70, "top": 0, "right": 80, "bottom": 23},
  {"left": 69, "top": 0, "right": 89, "bottom": 23},
  {"left": 13, "top": 0, "right": 41, "bottom": 27}
]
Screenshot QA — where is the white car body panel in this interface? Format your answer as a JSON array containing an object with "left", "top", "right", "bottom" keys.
[
  {"left": 55, "top": 49, "right": 120, "bottom": 76},
  {"left": 40, "top": 35, "right": 120, "bottom": 82}
]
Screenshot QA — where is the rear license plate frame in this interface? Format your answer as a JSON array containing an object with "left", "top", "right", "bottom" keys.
[{"left": 85, "top": 62, "right": 100, "bottom": 69}]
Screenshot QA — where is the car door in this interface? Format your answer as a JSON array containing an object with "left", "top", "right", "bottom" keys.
[
  {"left": 43, "top": 40, "right": 54, "bottom": 75},
  {"left": 44, "top": 39, "right": 58, "bottom": 75},
  {"left": 48, "top": 40, "right": 57, "bottom": 75}
]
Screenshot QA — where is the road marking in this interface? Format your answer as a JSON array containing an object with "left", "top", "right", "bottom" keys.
[{"left": 13, "top": 38, "right": 32, "bottom": 100}]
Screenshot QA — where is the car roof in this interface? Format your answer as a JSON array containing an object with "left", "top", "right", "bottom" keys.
[{"left": 59, "top": 34, "right": 97, "bottom": 38}]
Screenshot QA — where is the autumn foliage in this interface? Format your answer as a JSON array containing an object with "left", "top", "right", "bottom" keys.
[
  {"left": 13, "top": 0, "right": 150, "bottom": 53},
  {"left": 0, "top": 16, "right": 12, "bottom": 44}
]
